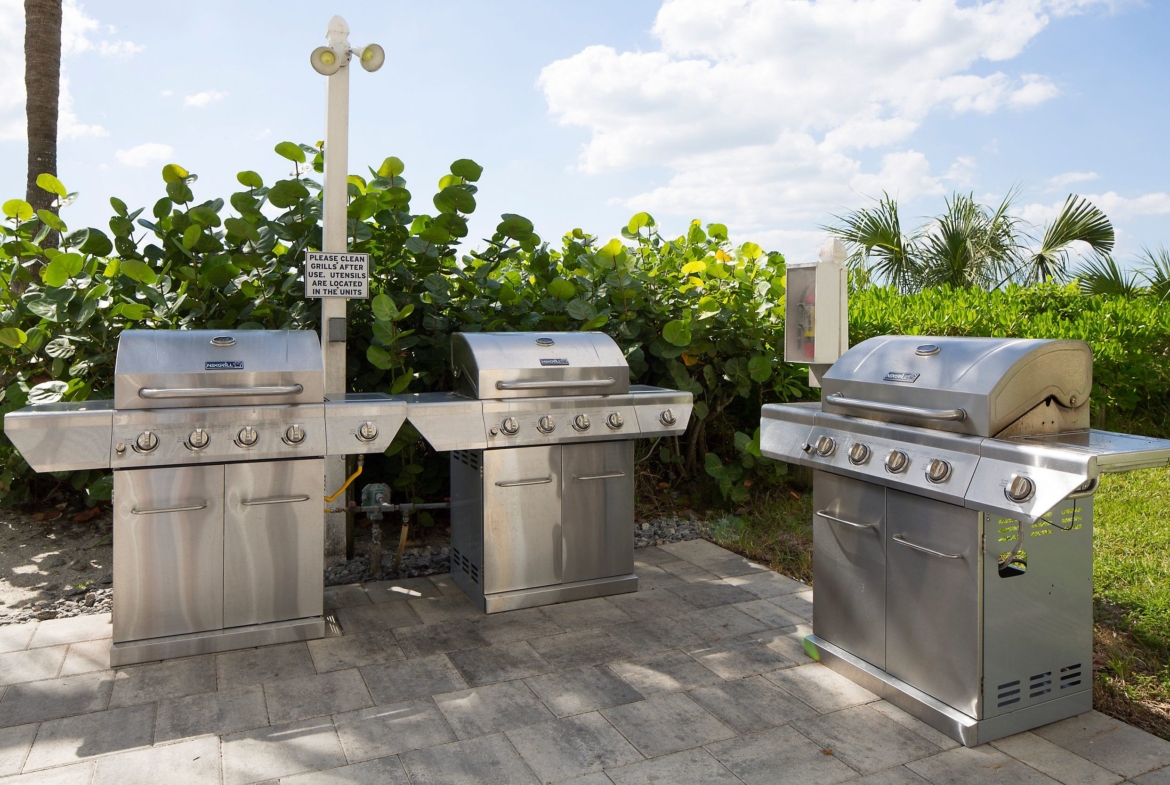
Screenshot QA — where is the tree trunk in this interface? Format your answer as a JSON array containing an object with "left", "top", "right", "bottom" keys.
[{"left": 24, "top": 0, "right": 62, "bottom": 229}]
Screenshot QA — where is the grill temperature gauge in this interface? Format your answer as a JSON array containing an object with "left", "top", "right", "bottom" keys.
[
  {"left": 538, "top": 415, "right": 556, "bottom": 434},
  {"left": 885, "top": 450, "right": 909, "bottom": 474}
]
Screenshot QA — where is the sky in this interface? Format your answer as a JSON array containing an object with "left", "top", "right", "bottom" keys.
[{"left": 1, "top": 0, "right": 1167, "bottom": 268}]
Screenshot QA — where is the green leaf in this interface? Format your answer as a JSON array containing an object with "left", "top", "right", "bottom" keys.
[
  {"left": 739, "top": 241, "right": 763, "bottom": 260},
  {"left": 748, "top": 355, "right": 772, "bottom": 383},
  {"left": 627, "top": 212, "right": 654, "bottom": 233},
  {"left": 581, "top": 313, "right": 609, "bottom": 330},
  {"left": 597, "top": 238, "right": 625, "bottom": 263},
  {"left": 28, "top": 381, "right": 68, "bottom": 404},
  {"left": 396, "top": 303, "right": 415, "bottom": 321},
  {"left": 267, "top": 179, "right": 309, "bottom": 209},
  {"left": 663, "top": 320, "right": 692, "bottom": 347},
  {"left": 223, "top": 217, "right": 261, "bottom": 243},
  {"left": 25, "top": 298, "right": 59, "bottom": 322},
  {"left": 0, "top": 327, "right": 28, "bottom": 348},
  {"left": 166, "top": 180, "right": 194, "bottom": 204},
  {"left": 119, "top": 259, "right": 158, "bottom": 284},
  {"left": 114, "top": 302, "right": 150, "bottom": 321},
  {"left": 41, "top": 253, "right": 84, "bottom": 287},
  {"left": 236, "top": 170, "right": 264, "bottom": 188},
  {"left": 78, "top": 229, "right": 112, "bottom": 257},
  {"left": 449, "top": 159, "right": 483, "bottom": 182},
  {"left": 161, "top": 163, "right": 190, "bottom": 184},
  {"left": 36, "top": 173, "right": 67, "bottom": 197},
  {"left": 45, "top": 337, "right": 75, "bottom": 359},
  {"left": 182, "top": 225, "right": 202, "bottom": 249},
  {"left": 377, "top": 156, "right": 405, "bottom": 177},
  {"left": 274, "top": 141, "right": 306, "bottom": 164},
  {"left": 566, "top": 299, "right": 596, "bottom": 321},
  {"left": 2, "top": 199, "right": 33, "bottom": 220},
  {"left": 110, "top": 196, "right": 128, "bottom": 216},
  {"left": 372, "top": 294, "right": 399, "bottom": 322},
  {"left": 366, "top": 344, "right": 395, "bottom": 370},
  {"left": 681, "top": 260, "right": 706, "bottom": 276},
  {"left": 187, "top": 205, "right": 221, "bottom": 227},
  {"left": 437, "top": 174, "right": 462, "bottom": 190},
  {"left": 433, "top": 186, "right": 476, "bottom": 215},
  {"left": 707, "top": 223, "right": 728, "bottom": 241},
  {"left": 86, "top": 475, "right": 113, "bottom": 502},
  {"left": 390, "top": 372, "right": 412, "bottom": 394},
  {"left": 497, "top": 214, "right": 534, "bottom": 240},
  {"left": 704, "top": 452, "right": 727, "bottom": 479},
  {"left": 546, "top": 278, "right": 575, "bottom": 300},
  {"left": 698, "top": 295, "right": 720, "bottom": 313}
]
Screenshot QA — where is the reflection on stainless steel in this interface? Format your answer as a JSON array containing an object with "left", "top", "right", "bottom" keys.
[{"left": 763, "top": 334, "right": 1170, "bottom": 746}]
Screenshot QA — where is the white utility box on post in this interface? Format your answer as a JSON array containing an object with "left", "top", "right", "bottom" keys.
[{"left": 784, "top": 238, "right": 849, "bottom": 387}]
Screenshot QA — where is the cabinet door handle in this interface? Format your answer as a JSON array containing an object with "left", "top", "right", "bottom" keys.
[
  {"left": 131, "top": 502, "right": 208, "bottom": 515},
  {"left": 494, "top": 477, "right": 553, "bottom": 487},
  {"left": 892, "top": 533, "right": 964, "bottom": 559},
  {"left": 815, "top": 510, "right": 876, "bottom": 530},
  {"left": 574, "top": 472, "right": 626, "bottom": 481},
  {"left": 241, "top": 495, "right": 311, "bottom": 506}
]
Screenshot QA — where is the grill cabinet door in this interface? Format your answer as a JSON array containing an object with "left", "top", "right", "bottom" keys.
[
  {"left": 561, "top": 441, "right": 634, "bottom": 584},
  {"left": 223, "top": 458, "right": 324, "bottom": 628},
  {"left": 812, "top": 471, "right": 886, "bottom": 669},
  {"left": 482, "top": 446, "right": 563, "bottom": 593},
  {"left": 885, "top": 489, "right": 981, "bottom": 717},
  {"left": 113, "top": 465, "right": 225, "bottom": 642}
]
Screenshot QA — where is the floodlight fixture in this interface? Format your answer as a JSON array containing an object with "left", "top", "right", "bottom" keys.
[
  {"left": 310, "top": 45, "right": 344, "bottom": 76},
  {"left": 357, "top": 44, "right": 385, "bottom": 72}
]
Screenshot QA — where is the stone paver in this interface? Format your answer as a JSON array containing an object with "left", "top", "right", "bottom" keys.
[
  {"left": 333, "top": 699, "right": 456, "bottom": 762},
  {"left": 734, "top": 597, "right": 807, "bottom": 628},
  {"left": 91, "top": 735, "right": 219, "bottom": 785},
  {"left": 215, "top": 642, "right": 316, "bottom": 689},
  {"left": 665, "top": 581, "right": 755, "bottom": 609},
  {"left": 0, "top": 647, "right": 66, "bottom": 687},
  {"left": 471, "top": 607, "right": 563, "bottom": 645},
  {"left": 401, "top": 733, "right": 540, "bottom": 785},
  {"left": 794, "top": 704, "right": 942, "bottom": 775},
  {"left": 447, "top": 640, "right": 553, "bottom": 686},
  {"left": 24, "top": 703, "right": 154, "bottom": 772},
  {"left": 58, "top": 639, "right": 111, "bottom": 677},
  {"left": 685, "top": 637, "right": 795, "bottom": 680},
  {"left": 765, "top": 661, "right": 878, "bottom": 712},
  {"left": 1134, "top": 767, "right": 1170, "bottom": 784},
  {"left": 601, "top": 693, "right": 735, "bottom": 758},
  {"left": 607, "top": 649, "right": 721, "bottom": 696},
  {"left": 365, "top": 576, "right": 443, "bottom": 603},
  {"left": 220, "top": 716, "right": 346, "bottom": 785},
  {"left": 906, "top": 744, "right": 1062, "bottom": 784},
  {"left": 991, "top": 731, "right": 1123, "bottom": 785},
  {"left": 360, "top": 654, "right": 468, "bottom": 705},
  {"left": 673, "top": 605, "right": 768, "bottom": 641},
  {"left": 434, "top": 680, "right": 555, "bottom": 739},
  {"left": 263, "top": 668, "right": 373, "bottom": 724},
  {"left": 604, "top": 616, "right": 703, "bottom": 657},
  {"left": 723, "top": 570, "right": 808, "bottom": 599},
  {"left": 392, "top": 619, "right": 488, "bottom": 659},
  {"left": 306, "top": 630, "right": 403, "bottom": 673},
  {"left": 606, "top": 587, "right": 699, "bottom": 620},
  {"left": 1033, "top": 710, "right": 1170, "bottom": 779},
  {"left": 687, "top": 675, "right": 817, "bottom": 734},
  {"left": 154, "top": 683, "right": 269, "bottom": 743},
  {"left": 708, "top": 723, "right": 859, "bottom": 785},
  {"left": 322, "top": 583, "right": 371, "bottom": 611},
  {"left": 0, "top": 624, "right": 36, "bottom": 655},
  {"left": 527, "top": 629, "right": 629, "bottom": 671},
  {"left": 27, "top": 614, "right": 111, "bottom": 649},
  {"left": 0, "top": 724, "right": 37, "bottom": 777},
  {"left": 606, "top": 747, "right": 741, "bottom": 785},
  {"left": 506, "top": 712, "right": 642, "bottom": 782},
  {"left": 0, "top": 671, "right": 113, "bottom": 727},
  {"left": 769, "top": 589, "right": 814, "bottom": 621},
  {"left": 544, "top": 598, "right": 633, "bottom": 631},
  {"left": 110, "top": 655, "right": 216, "bottom": 708},
  {"left": 0, "top": 762, "right": 95, "bottom": 784},
  {"left": 279, "top": 755, "right": 411, "bottom": 784},
  {"left": 335, "top": 601, "right": 422, "bottom": 632},
  {"left": 407, "top": 594, "right": 481, "bottom": 624},
  {"left": 869, "top": 700, "right": 961, "bottom": 751},
  {"left": 525, "top": 664, "right": 644, "bottom": 718}
]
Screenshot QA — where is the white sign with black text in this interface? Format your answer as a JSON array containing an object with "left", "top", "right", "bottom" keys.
[{"left": 305, "top": 252, "right": 369, "bottom": 299}]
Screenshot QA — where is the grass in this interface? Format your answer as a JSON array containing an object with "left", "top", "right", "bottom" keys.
[{"left": 710, "top": 468, "right": 1170, "bottom": 739}]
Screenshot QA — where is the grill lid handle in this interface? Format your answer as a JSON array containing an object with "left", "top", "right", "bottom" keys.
[
  {"left": 495, "top": 378, "right": 617, "bottom": 391},
  {"left": 825, "top": 393, "right": 967, "bottom": 423},
  {"left": 138, "top": 384, "right": 304, "bottom": 399}
]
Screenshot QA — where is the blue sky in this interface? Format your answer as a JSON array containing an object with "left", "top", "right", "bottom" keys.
[{"left": 1, "top": 0, "right": 1167, "bottom": 268}]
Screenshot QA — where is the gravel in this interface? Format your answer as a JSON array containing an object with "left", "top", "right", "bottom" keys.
[{"left": 3, "top": 587, "right": 113, "bottom": 624}]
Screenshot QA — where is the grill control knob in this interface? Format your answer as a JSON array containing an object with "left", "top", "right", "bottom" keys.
[
  {"left": 607, "top": 412, "right": 624, "bottom": 430},
  {"left": 848, "top": 443, "right": 870, "bottom": 465},
  {"left": 237, "top": 426, "right": 258, "bottom": 447},
  {"left": 815, "top": 435, "right": 836, "bottom": 457},
  {"left": 285, "top": 424, "right": 306, "bottom": 445},
  {"left": 1005, "top": 474, "right": 1036, "bottom": 503},
  {"left": 357, "top": 421, "right": 379, "bottom": 442},
  {"left": 660, "top": 409, "right": 677, "bottom": 426},
  {"left": 885, "top": 450, "right": 909, "bottom": 474},
  {"left": 538, "top": 415, "right": 556, "bottom": 434},
  {"left": 135, "top": 430, "right": 158, "bottom": 453},
  {"left": 187, "top": 428, "right": 209, "bottom": 450},
  {"left": 501, "top": 417, "right": 520, "bottom": 435},
  {"left": 572, "top": 414, "right": 590, "bottom": 432},
  {"left": 926, "top": 458, "right": 952, "bottom": 484}
]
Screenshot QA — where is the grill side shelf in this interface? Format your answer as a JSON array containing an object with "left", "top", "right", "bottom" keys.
[{"left": 3, "top": 400, "right": 114, "bottom": 472}]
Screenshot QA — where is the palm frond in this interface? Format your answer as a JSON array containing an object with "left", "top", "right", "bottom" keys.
[
  {"left": 824, "top": 193, "right": 920, "bottom": 292},
  {"left": 917, "top": 192, "right": 1020, "bottom": 289},
  {"left": 1137, "top": 245, "right": 1170, "bottom": 301},
  {"left": 1027, "top": 195, "right": 1114, "bottom": 283},
  {"left": 1071, "top": 255, "right": 1142, "bottom": 297}
]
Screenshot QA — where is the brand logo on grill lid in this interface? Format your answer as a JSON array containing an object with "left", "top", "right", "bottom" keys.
[
  {"left": 205, "top": 360, "right": 245, "bottom": 370},
  {"left": 884, "top": 371, "right": 920, "bottom": 383},
  {"left": 539, "top": 358, "right": 570, "bottom": 366}
]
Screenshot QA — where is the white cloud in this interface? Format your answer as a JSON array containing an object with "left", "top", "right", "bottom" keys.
[
  {"left": 1019, "top": 191, "right": 1170, "bottom": 225},
  {"left": 184, "top": 89, "right": 227, "bottom": 108},
  {"left": 1046, "top": 171, "right": 1100, "bottom": 190},
  {"left": 115, "top": 142, "right": 173, "bottom": 167},
  {"left": 539, "top": 0, "right": 1118, "bottom": 231},
  {"left": 62, "top": 0, "right": 142, "bottom": 57},
  {"left": 58, "top": 76, "right": 106, "bottom": 139},
  {"left": 160, "top": 89, "right": 174, "bottom": 97}
]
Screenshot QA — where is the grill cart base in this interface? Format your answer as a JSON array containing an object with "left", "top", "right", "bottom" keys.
[{"left": 110, "top": 616, "right": 325, "bottom": 667}]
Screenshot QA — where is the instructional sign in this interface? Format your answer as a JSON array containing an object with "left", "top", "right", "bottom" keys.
[{"left": 305, "top": 252, "right": 369, "bottom": 299}]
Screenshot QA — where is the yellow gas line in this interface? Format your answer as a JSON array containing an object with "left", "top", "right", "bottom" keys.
[{"left": 323, "top": 455, "right": 364, "bottom": 509}]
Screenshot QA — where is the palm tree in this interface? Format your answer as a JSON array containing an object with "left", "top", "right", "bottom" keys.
[
  {"left": 916, "top": 192, "right": 1025, "bottom": 290},
  {"left": 1013, "top": 195, "right": 1114, "bottom": 284},
  {"left": 1137, "top": 246, "right": 1170, "bottom": 302},
  {"left": 1069, "top": 256, "right": 1142, "bottom": 297},
  {"left": 826, "top": 193, "right": 920, "bottom": 292},
  {"left": 24, "top": 0, "right": 62, "bottom": 219}
]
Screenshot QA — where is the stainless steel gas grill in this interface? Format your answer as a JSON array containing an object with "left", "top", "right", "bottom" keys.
[
  {"left": 762, "top": 335, "right": 1170, "bottom": 746},
  {"left": 5, "top": 329, "right": 406, "bottom": 665},
  {"left": 402, "top": 332, "right": 692, "bottom": 612}
]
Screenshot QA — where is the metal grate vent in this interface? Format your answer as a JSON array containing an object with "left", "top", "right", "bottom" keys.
[
  {"left": 998, "top": 518, "right": 1021, "bottom": 543},
  {"left": 996, "top": 679, "right": 1021, "bottom": 707},
  {"left": 1029, "top": 671, "right": 1053, "bottom": 699},
  {"left": 1060, "top": 663, "right": 1083, "bottom": 690},
  {"left": 450, "top": 546, "right": 480, "bottom": 585},
  {"left": 453, "top": 450, "right": 481, "bottom": 470}
]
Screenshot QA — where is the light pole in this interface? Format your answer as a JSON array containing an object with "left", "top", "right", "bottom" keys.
[{"left": 311, "top": 16, "right": 384, "bottom": 563}]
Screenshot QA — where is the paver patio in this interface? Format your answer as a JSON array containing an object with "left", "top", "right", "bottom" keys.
[{"left": 1, "top": 539, "right": 1168, "bottom": 784}]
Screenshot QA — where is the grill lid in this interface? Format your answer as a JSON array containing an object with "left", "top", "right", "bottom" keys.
[
  {"left": 821, "top": 336, "right": 1092, "bottom": 437},
  {"left": 114, "top": 329, "right": 323, "bottom": 410},
  {"left": 451, "top": 332, "right": 629, "bottom": 400}
]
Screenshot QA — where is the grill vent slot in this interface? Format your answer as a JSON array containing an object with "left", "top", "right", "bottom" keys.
[
  {"left": 1029, "top": 671, "right": 1053, "bottom": 698},
  {"left": 450, "top": 546, "right": 480, "bottom": 585},
  {"left": 996, "top": 679, "right": 1021, "bottom": 707},
  {"left": 453, "top": 450, "right": 481, "bottom": 470},
  {"left": 998, "top": 518, "right": 1021, "bottom": 543},
  {"left": 1060, "top": 663, "right": 1082, "bottom": 690}
]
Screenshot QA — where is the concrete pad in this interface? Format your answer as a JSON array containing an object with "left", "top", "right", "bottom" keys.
[
  {"left": 765, "top": 663, "right": 877, "bottom": 713},
  {"left": 724, "top": 570, "right": 808, "bottom": 599},
  {"left": 686, "top": 638, "right": 795, "bottom": 680},
  {"left": 1134, "top": 767, "right": 1170, "bottom": 784},
  {"left": 24, "top": 703, "right": 154, "bottom": 771},
  {"left": 607, "top": 747, "right": 741, "bottom": 785},
  {"left": 657, "top": 560, "right": 721, "bottom": 583},
  {"left": 58, "top": 640, "right": 111, "bottom": 677},
  {"left": 279, "top": 756, "right": 411, "bottom": 785},
  {"left": 606, "top": 588, "right": 699, "bottom": 621},
  {"left": 544, "top": 599, "right": 633, "bottom": 632},
  {"left": 28, "top": 615, "right": 111, "bottom": 649},
  {"left": 906, "top": 745, "right": 1061, "bottom": 784},
  {"left": 0, "top": 624, "right": 36, "bottom": 655},
  {"left": 0, "top": 647, "right": 66, "bottom": 687},
  {"left": 673, "top": 606, "right": 767, "bottom": 642},
  {"left": 155, "top": 684, "right": 268, "bottom": 743},
  {"left": 794, "top": 704, "right": 942, "bottom": 775},
  {"left": 525, "top": 665, "right": 644, "bottom": 718},
  {"left": 263, "top": 669, "right": 373, "bottom": 725},
  {"left": 407, "top": 595, "right": 481, "bottom": 624},
  {"left": 633, "top": 546, "right": 682, "bottom": 566},
  {"left": 447, "top": 641, "right": 553, "bottom": 686},
  {"left": 708, "top": 724, "right": 858, "bottom": 785},
  {"left": 392, "top": 619, "right": 489, "bottom": 659},
  {"left": 322, "top": 584, "right": 371, "bottom": 611},
  {"left": 91, "top": 736, "right": 219, "bottom": 785},
  {"left": 527, "top": 630, "right": 628, "bottom": 671},
  {"left": 768, "top": 590, "right": 814, "bottom": 621},
  {"left": 604, "top": 617, "right": 703, "bottom": 658},
  {"left": 306, "top": 631, "right": 403, "bottom": 673},
  {"left": 506, "top": 712, "right": 642, "bottom": 782},
  {"left": 734, "top": 598, "right": 806, "bottom": 629},
  {"left": 401, "top": 733, "right": 540, "bottom": 785},
  {"left": 361, "top": 654, "right": 467, "bottom": 705},
  {"left": 333, "top": 699, "right": 456, "bottom": 762},
  {"left": 110, "top": 655, "right": 216, "bottom": 708},
  {"left": 335, "top": 601, "right": 422, "bottom": 633},
  {"left": 0, "top": 762, "right": 94, "bottom": 784},
  {"left": 220, "top": 716, "right": 346, "bottom": 785},
  {"left": 664, "top": 581, "right": 756, "bottom": 609},
  {"left": 1033, "top": 711, "right": 1170, "bottom": 779},
  {"left": 0, "top": 724, "right": 37, "bottom": 777},
  {"left": 434, "top": 680, "right": 555, "bottom": 739},
  {"left": 869, "top": 701, "right": 961, "bottom": 752},
  {"left": 992, "top": 731, "right": 1122, "bottom": 785},
  {"left": 602, "top": 693, "right": 734, "bottom": 758},
  {"left": 607, "top": 649, "right": 721, "bottom": 696},
  {"left": 215, "top": 642, "right": 316, "bottom": 689},
  {"left": 0, "top": 671, "right": 113, "bottom": 727},
  {"left": 365, "top": 576, "right": 442, "bottom": 603},
  {"left": 688, "top": 675, "right": 817, "bottom": 734},
  {"left": 472, "top": 607, "right": 562, "bottom": 645}
]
